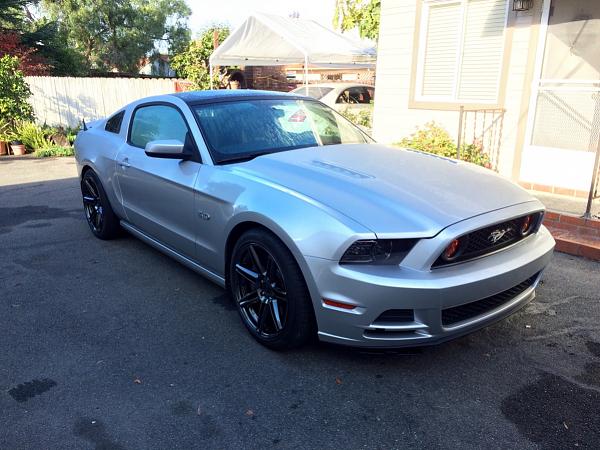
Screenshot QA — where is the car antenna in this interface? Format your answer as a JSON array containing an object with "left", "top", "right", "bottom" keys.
[{"left": 82, "top": 118, "right": 87, "bottom": 131}]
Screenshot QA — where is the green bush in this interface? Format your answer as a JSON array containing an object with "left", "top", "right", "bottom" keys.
[
  {"left": 339, "top": 107, "right": 373, "bottom": 129},
  {"left": 65, "top": 126, "right": 80, "bottom": 145},
  {"left": 34, "top": 145, "right": 75, "bottom": 158},
  {"left": 395, "top": 122, "right": 491, "bottom": 168},
  {"left": 15, "top": 121, "right": 52, "bottom": 150},
  {"left": 0, "top": 118, "right": 16, "bottom": 142},
  {"left": 0, "top": 56, "right": 33, "bottom": 126}
]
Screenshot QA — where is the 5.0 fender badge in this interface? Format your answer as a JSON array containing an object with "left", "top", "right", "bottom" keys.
[{"left": 198, "top": 211, "right": 211, "bottom": 221}]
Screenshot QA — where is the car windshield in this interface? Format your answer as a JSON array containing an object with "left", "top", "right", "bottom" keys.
[
  {"left": 192, "top": 99, "right": 370, "bottom": 164},
  {"left": 291, "top": 86, "right": 334, "bottom": 99}
]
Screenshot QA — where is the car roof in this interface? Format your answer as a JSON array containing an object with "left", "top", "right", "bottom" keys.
[{"left": 172, "top": 89, "right": 309, "bottom": 105}]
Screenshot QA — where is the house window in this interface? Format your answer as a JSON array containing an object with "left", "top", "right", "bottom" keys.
[{"left": 416, "top": 0, "right": 509, "bottom": 104}]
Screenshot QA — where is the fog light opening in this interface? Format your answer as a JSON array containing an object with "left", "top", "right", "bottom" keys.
[
  {"left": 521, "top": 214, "right": 534, "bottom": 236},
  {"left": 443, "top": 238, "right": 461, "bottom": 261}
]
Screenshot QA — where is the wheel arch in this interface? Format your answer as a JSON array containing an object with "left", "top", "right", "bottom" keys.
[
  {"left": 81, "top": 163, "right": 94, "bottom": 179},
  {"left": 223, "top": 215, "right": 322, "bottom": 313}
]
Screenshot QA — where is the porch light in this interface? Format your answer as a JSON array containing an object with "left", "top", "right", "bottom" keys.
[{"left": 512, "top": 0, "right": 533, "bottom": 11}]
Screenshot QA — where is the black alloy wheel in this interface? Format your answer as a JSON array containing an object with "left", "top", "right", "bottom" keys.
[
  {"left": 229, "top": 229, "right": 315, "bottom": 350},
  {"left": 233, "top": 242, "right": 288, "bottom": 338},
  {"left": 81, "top": 170, "right": 120, "bottom": 240}
]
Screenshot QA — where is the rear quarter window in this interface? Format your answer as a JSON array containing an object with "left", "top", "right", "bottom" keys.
[{"left": 105, "top": 111, "right": 125, "bottom": 134}]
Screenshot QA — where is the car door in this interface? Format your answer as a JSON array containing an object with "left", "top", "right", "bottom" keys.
[{"left": 115, "top": 103, "right": 201, "bottom": 259}]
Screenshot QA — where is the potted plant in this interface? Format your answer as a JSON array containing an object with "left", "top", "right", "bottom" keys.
[{"left": 10, "top": 140, "right": 26, "bottom": 155}]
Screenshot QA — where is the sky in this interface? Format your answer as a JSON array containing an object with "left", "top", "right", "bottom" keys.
[{"left": 187, "top": 0, "right": 337, "bottom": 35}]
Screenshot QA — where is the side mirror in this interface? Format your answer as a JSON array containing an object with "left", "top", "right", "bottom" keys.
[{"left": 145, "top": 139, "right": 189, "bottom": 159}]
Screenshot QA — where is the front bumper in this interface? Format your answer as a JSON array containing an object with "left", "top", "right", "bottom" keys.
[{"left": 305, "top": 220, "right": 555, "bottom": 349}]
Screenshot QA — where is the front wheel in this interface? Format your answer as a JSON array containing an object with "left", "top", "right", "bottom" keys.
[{"left": 228, "top": 229, "right": 315, "bottom": 350}]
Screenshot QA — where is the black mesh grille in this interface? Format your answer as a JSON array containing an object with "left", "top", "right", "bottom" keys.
[
  {"left": 432, "top": 213, "right": 542, "bottom": 268},
  {"left": 373, "top": 309, "right": 414, "bottom": 324},
  {"left": 441, "top": 273, "right": 539, "bottom": 327}
]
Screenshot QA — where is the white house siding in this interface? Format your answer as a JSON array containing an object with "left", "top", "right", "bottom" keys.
[
  {"left": 373, "top": 0, "right": 539, "bottom": 180},
  {"left": 26, "top": 77, "right": 182, "bottom": 128},
  {"left": 373, "top": 0, "right": 459, "bottom": 147}
]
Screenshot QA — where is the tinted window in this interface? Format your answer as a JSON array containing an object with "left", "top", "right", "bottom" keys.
[
  {"left": 192, "top": 99, "right": 369, "bottom": 164},
  {"left": 105, "top": 111, "right": 124, "bottom": 134},
  {"left": 129, "top": 105, "right": 188, "bottom": 149},
  {"left": 336, "top": 87, "right": 373, "bottom": 104}
]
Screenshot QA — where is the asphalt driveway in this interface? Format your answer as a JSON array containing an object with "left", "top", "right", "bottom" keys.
[{"left": 1, "top": 156, "right": 599, "bottom": 449}]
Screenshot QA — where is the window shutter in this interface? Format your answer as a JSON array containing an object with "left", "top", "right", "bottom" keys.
[
  {"left": 457, "top": 0, "right": 507, "bottom": 102},
  {"left": 421, "top": 2, "right": 461, "bottom": 98}
]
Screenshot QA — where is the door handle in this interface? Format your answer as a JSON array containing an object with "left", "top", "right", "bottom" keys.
[{"left": 118, "top": 158, "right": 131, "bottom": 168}]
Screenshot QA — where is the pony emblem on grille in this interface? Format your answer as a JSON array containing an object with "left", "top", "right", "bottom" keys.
[{"left": 488, "top": 228, "right": 512, "bottom": 244}]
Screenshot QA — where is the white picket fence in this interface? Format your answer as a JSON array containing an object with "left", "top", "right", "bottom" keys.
[{"left": 26, "top": 76, "right": 185, "bottom": 128}]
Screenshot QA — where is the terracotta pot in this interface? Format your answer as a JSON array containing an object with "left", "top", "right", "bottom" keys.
[
  {"left": 10, "top": 144, "right": 26, "bottom": 156},
  {"left": 0, "top": 141, "right": 7, "bottom": 156}
]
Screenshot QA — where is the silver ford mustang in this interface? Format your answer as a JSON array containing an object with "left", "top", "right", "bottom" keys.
[{"left": 75, "top": 90, "right": 555, "bottom": 350}]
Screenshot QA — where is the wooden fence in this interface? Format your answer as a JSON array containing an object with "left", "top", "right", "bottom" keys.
[{"left": 25, "top": 77, "right": 184, "bottom": 128}]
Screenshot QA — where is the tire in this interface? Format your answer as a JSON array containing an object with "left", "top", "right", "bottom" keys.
[
  {"left": 228, "top": 229, "right": 315, "bottom": 350},
  {"left": 81, "top": 170, "right": 120, "bottom": 240}
]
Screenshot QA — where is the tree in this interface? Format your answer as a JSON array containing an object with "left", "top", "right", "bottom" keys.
[
  {"left": 21, "top": 20, "right": 88, "bottom": 75},
  {"left": 0, "top": 55, "right": 33, "bottom": 126},
  {"left": 0, "top": 0, "right": 86, "bottom": 75},
  {"left": 0, "top": 31, "right": 50, "bottom": 75},
  {"left": 333, "top": 0, "right": 381, "bottom": 41},
  {"left": 42, "top": 0, "right": 191, "bottom": 73},
  {"left": 170, "top": 26, "right": 230, "bottom": 90},
  {"left": 0, "top": 0, "right": 34, "bottom": 30}
]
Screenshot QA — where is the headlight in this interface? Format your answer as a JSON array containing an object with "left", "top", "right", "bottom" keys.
[{"left": 340, "top": 239, "right": 418, "bottom": 265}]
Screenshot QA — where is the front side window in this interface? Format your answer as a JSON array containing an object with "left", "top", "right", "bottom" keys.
[
  {"left": 416, "top": 0, "right": 508, "bottom": 104},
  {"left": 129, "top": 104, "right": 189, "bottom": 149},
  {"left": 192, "top": 99, "right": 369, "bottom": 164}
]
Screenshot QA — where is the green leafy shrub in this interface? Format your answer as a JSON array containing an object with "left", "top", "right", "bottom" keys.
[
  {"left": 64, "top": 126, "right": 80, "bottom": 145},
  {"left": 0, "top": 55, "right": 33, "bottom": 126},
  {"left": 34, "top": 145, "right": 74, "bottom": 158},
  {"left": 15, "top": 121, "right": 52, "bottom": 150},
  {"left": 339, "top": 107, "right": 373, "bottom": 129},
  {"left": 396, "top": 122, "right": 491, "bottom": 168},
  {"left": 0, "top": 118, "right": 16, "bottom": 142}
]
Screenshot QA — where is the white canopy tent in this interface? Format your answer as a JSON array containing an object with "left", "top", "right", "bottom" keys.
[{"left": 208, "top": 13, "right": 376, "bottom": 88}]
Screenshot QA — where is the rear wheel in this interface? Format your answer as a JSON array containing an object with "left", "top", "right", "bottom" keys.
[
  {"left": 228, "top": 229, "right": 315, "bottom": 350},
  {"left": 81, "top": 170, "right": 120, "bottom": 240}
]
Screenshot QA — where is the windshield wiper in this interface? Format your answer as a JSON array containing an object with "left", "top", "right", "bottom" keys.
[{"left": 217, "top": 151, "right": 274, "bottom": 165}]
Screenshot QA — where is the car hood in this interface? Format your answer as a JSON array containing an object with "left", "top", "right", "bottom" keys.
[{"left": 231, "top": 144, "right": 538, "bottom": 236}]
